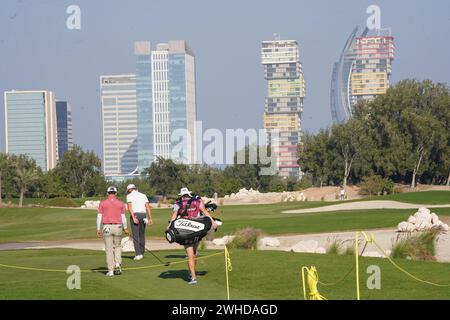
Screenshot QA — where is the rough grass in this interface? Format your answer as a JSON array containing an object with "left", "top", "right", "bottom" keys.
[
  {"left": 228, "top": 228, "right": 261, "bottom": 250},
  {"left": 326, "top": 240, "right": 342, "bottom": 254},
  {"left": 42, "top": 197, "right": 78, "bottom": 208},
  {"left": 0, "top": 248, "right": 450, "bottom": 300},
  {"left": 391, "top": 231, "right": 439, "bottom": 261},
  {"left": 326, "top": 239, "right": 355, "bottom": 256}
]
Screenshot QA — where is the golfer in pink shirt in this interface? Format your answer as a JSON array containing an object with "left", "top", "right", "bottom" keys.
[{"left": 97, "top": 186, "right": 130, "bottom": 277}]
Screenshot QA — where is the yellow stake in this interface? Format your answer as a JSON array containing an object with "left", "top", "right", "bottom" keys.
[
  {"left": 224, "top": 246, "right": 232, "bottom": 300},
  {"left": 300, "top": 266, "right": 326, "bottom": 300},
  {"left": 355, "top": 232, "right": 360, "bottom": 300}
]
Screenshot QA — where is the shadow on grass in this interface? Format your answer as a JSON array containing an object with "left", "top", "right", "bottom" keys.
[
  {"left": 91, "top": 267, "right": 108, "bottom": 275},
  {"left": 159, "top": 270, "right": 208, "bottom": 282},
  {"left": 165, "top": 254, "right": 187, "bottom": 259}
]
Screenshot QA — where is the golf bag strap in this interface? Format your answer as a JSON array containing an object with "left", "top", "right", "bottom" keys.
[{"left": 178, "top": 195, "right": 200, "bottom": 218}]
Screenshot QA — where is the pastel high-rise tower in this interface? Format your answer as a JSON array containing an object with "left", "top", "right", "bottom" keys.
[
  {"left": 261, "top": 39, "right": 306, "bottom": 178},
  {"left": 331, "top": 27, "right": 394, "bottom": 123},
  {"left": 100, "top": 75, "right": 138, "bottom": 179},
  {"left": 4, "top": 90, "right": 58, "bottom": 171}
]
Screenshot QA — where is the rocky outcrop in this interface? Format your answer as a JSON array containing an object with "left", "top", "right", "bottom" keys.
[{"left": 397, "top": 207, "right": 449, "bottom": 232}]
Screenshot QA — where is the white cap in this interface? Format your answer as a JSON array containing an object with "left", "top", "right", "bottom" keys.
[
  {"left": 178, "top": 187, "right": 192, "bottom": 197},
  {"left": 126, "top": 184, "right": 136, "bottom": 191},
  {"left": 107, "top": 186, "right": 118, "bottom": 193}
]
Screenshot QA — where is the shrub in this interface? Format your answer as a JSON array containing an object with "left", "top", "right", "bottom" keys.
[
  {"left": 326, "top": 240, "right": 342, "bottom": 254},
  {"left": 326, "top": 239, "right": 355, "bottom": 255},
  {"left": 390, "top": 231, "right": 438, "bottom": 261},
  {"left": 294, "top": 175, "right": 313, "bottom": 191},
  {"left": 359, "top": 175, "right": 394, "bottom": 196},
  {"left": 344, "top": 246, "right": 355, "bottom": 256},
  {"left": 42, "top": 197, "right": 78, "bottom": 208},
  {"left": 228, "top": 228, "right": 262, "bottom": 250}
]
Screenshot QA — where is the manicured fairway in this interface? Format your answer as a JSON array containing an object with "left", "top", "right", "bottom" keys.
[
  {"left": 0, "top": 249, "right": 449, "bottom": 300},
  {"left": 1, "top": 205, "right": 449, "bottom": 243}
]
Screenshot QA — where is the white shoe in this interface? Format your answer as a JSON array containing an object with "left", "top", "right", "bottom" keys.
[
  {"left": 106, "top": 270, "right": 114, "bottom": 277},
  {"left": 133, "top": 254, "right": 143, "bottom": 260}
]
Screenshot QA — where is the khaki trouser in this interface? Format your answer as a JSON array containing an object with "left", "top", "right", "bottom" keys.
[{"left": 103, "top": 224, "right": 123, "bottom": 271}]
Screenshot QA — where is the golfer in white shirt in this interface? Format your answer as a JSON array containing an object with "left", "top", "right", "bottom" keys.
[{"left": 126, "top": 184, "right": 153, "bottom": 260}]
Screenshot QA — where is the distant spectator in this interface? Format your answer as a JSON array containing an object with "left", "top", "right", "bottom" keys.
[{"left": 339, "top": 186, "right": 346, "bottom": 200}]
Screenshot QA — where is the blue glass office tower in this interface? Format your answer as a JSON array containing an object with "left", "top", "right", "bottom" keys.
[
  {"left": 56, "top": 101, "right": 73, "bottom": 159},
  {"left": 135, "top": 42, "right": 153, "bottom": 172},
  {"left": 134, "top": 40, "right": 197, "bottom": 171}
]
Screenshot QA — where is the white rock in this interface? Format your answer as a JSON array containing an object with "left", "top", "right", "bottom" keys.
[
  {"left": 315, "top": 247, "right": 326, "bottom": 254},
  {"left": 120, "top": 236, "right": 135, "bottom": 252},
  {"left": 362, "top": 251, "right": 385, "bottom": 258},
  {"left": 212, "top": 238, "right": 225, "bottom": 246},
  {"left": 398, "top": 222, "right": 415, "bottom": 232},
  {"left": 81, "top": 205, "right": 87, "bottom": 209},
  {"left": 261, "top": 237, "right": 280, "bottom": 247},
  {"left": 414, "top": 213, "right": 432, "bottom": 224},
  {"left": 84, "top": 200, "right": 100, "bottom": 209},
  {"left": 431, "top": 213, "right": 440, "bottom": 224},
  {"left": 290, "top": 240, "right": 319, "bottom": 253},
  {"left": 407, "top": 216, "right": 417, "bottom": 224},
  {"left": 418, "top": 207, "right": 431, "bottom": 215},
  {"left": 212, "top": 236, "right": 235, "bottom": 246},
  {"left": 416, "top": 220, "right": 432, "bottom": 231}
]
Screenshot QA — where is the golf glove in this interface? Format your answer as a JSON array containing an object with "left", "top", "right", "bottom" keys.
[
  {"left": 143, "top": 218, "right": 149, "bottom": 225},
  {"left": 103, "top": 226, "right": 111, "bottom": 236}
]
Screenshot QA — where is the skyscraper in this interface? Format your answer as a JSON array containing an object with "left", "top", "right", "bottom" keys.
[
  {"left": 330, "top": 27, "right": 394, "bottom": 123},
  {"left": 261, "top": 39, "right": 306, "bottom": 178},
  {"left": 3, "top": 90, "right": 58, "bottom": 171},
  {"left": 56, "top": 101, "right": 73, "bottom": 159},
  {"left": 100, "top": 75, "right": 138, "bottom": 179},
  {"left": 134, "top": 40, "right": 197, "bottom": 171},
  {"left": 135, "top": 41, "right": 153, "bottom": 173}
]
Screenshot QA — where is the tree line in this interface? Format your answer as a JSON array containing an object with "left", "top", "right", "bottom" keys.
[
  {"left": 0, "top": 147, "right": 308, "bottom": 206},
  {"left": 299, "top": 80, "right": 450, "bottom": 188}
]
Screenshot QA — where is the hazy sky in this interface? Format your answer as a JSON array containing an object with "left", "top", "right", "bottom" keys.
[{"left": 1, "top": 0, "right": 449, "bottom": 157}]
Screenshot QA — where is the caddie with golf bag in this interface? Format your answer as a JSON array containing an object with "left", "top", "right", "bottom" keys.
[{"left": 166, "top": 187, "right": 219, "bottom": 285}]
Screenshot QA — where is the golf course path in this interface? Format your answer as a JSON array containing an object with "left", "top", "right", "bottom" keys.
[
  {"left": 1, "top": 228, "right": 449, "bottom": 262},
  {"left": 0, "top": 238, "right": 182, "bottom": 252},
  {"left": 256, "top": 229, "right": 450, "bottom": 263},
  {"left": 283, "top": 200, "right": 450, "bottom": 214}
]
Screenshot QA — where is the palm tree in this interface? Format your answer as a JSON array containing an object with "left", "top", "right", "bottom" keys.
[{"left": 14, "top": 167, "right": 39, "bottom": 207}]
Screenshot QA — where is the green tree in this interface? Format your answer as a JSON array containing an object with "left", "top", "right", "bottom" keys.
[
  {"left": 41, "top": 170, "right": 67, "bottom": 198},
  {"left": 14, "top": 166, "right": 40, "bottom": 207},
  {"left": 53, "top": 145, "right": 105, "bottom": 197},
  {"left": 143, "top": 157, "right": 187, "bottom": 199},
  {"left": 355, "top": 80, "right": 449, "bottom": 187},
  {"left": 330, "top": 119, "right": 367, "bottom": 187},
  {"left": 299, "top": 129, "right": 333, "bottom": 187}
]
